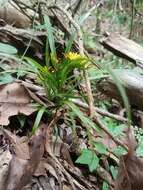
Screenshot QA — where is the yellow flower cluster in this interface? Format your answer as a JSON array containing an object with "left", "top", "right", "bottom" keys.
[{"left": 64, "top": 52, "right": 81, "bottom": 60}]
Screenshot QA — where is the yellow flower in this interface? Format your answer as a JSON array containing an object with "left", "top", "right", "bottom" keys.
[{"left": 64, "top": 52, "right": 81, "bottom": 60}]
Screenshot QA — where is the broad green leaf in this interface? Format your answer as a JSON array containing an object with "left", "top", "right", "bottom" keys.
[
  {"left": 136, "top": 146, "right": 143, "bottom": 157},
  {"left": 76, "top": 149, "right": 99, "bottom": 172},
  {"left": 107, "top": 122, "right": 125, "bottom": 137},
  {"left": 112, "top": 146, "right": 127, "bottom": 156},
  {"left": 94, "top": 142, "right": 107, "bottom": 154},
  {"left": 102, "top": 181, "right": 109, "bottom": 190},
  {"left": 76, "top": 149, "right": 93, "bottom": 165},
  {"left": 136, "top": 137, "right": 143, "bottom": 156},
  {"left": 89, "top": 153, "right": 99, "bottom": 172},
  {"left": 0, "top": 43, "right": 17, "bottom": 54},
  {"left": 110, "top": 165, "right": 118, "bottom": 180}
]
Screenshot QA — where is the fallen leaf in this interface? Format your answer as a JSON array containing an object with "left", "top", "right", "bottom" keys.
[
  {"left": 5, "top": 124, "right": 46, "bottom": 190},
  {"left": 35, "top": 159, "right": 58, "bottom": 180},
  {"left": 63, "top": 184, "right": 73, "bottom": 190},
  {"left": 0, "top": 150, "right": 12, "bottom": 190},
  {"left": 115, "top": 153, "right": 143, "bottom": 190},
  {"left": 3, "top": 129, "right": 29, "bottom": 160},
  {"left": 115, "top": 127, "right": 142, "bottom": 190},
  {"left": 0, "top": 82, "right": 36, "bottom": 125}
]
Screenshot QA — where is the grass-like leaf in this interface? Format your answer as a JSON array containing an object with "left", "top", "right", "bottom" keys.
[
  {"left": 44, "top": 15, "right": 57, "bottom": 59},
  {"left": 32, "top": 106, "right": 46, "bottom": 134}
]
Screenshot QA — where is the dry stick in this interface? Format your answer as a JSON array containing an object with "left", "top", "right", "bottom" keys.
[
  {"left": 72, "top": 99, "right": 127, "bottom": 122},
  {"left": 11, "top": 0, "right": 32, "bottom": 21},
  {"left": 47, "top": 5, "right": 95, "bottom": 117}
]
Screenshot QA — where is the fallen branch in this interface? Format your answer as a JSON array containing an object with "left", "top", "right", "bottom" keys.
[
  {"left": 100, "top": 33, "right": 143, "bottom": 67},
  {"left": 72, "top": 99, "right": 127, "bottom": 122}
]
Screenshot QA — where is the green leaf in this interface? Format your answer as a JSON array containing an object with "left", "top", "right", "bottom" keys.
[
  {"left": 67, "top": 102, "right": 100, "bottom": 132},
  {"left": 94, "top": 142, "right": 107, "bottom": 154},
  {"left": 102, "top": 181, "right": 109, "bottom": 190},
  {"left": 65, "top": 32, "right": 76, "bottom": 53},
  {"left": 17, "top": 115, "right": 26, "bottom": 129},
  {"left": 136, "top": 137, "right": 143, "bottom": 156},
  {"left": 32, "top": 107, "right": 46, "bottom": 134},
  {"left": 76, "top": 149, "right": 99, "bottom": 172},
  {"left": 0, "top": 43, "right": 17, "bottom": 54},
  {"left": 0, "top": 73, "right": 13, "bottom": 85},
  {"left": 112, "top": 146, "right": 127, "bottom": 156},
  {"left": 110, "top": 165, "right": 118, "bottom": 180},
  {"left": 44, "top": 15, "right": 57, "bottom": 59},
  {"left": 107, "top": 122, "right": 125, "bottom": 137}
]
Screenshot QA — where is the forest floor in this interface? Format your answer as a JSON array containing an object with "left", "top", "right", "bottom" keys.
[{"left": 1, "top": 1, "right": 143, "bottom": 190}]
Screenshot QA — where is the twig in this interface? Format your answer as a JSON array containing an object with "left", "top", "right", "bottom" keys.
[
  {"left": 72, "top": 99, "right": 127, "bottom": 122},
  {"left": 16, "top": 1, "right": 40, "bottom": 76},
  {"left": 11, "top": 0, "right": 32, "bottom": 21},
  {"left": 129, "top": 0, "right": 135, "bottom": 38},
  {"left": 45, "top": 111, "right": 77, "bottom": 190},
  {"left": 72, "top": 0, "right": 82, "bottom": 17},
  {"left": 47, "top": 5, "right": 95, "bottom": 117}
]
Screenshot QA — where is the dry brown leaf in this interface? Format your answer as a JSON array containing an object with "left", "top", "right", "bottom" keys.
[
  {"left": 0, "top": 3, "right": 30, "bottom": 28},
  {"left": 3, "top": 129, "right": 29, "bottom": 160},
  {"left": 5, "top": 125, "right": 46, "bottom": 190},
  {"left": 0, "top": 82, "right": 36, "bottom": 125},
  {"left": 115, "top": 153, "right": 143, "bottom": 190},
  {"left": 115, "top": 127, "right": 143, "bottom": 190},
  {"left": 35, "top": 159, "right": 58, "bottom": 180},
  {"left": 63, "top": 184, "right": 73, "bottom": 190},
  {"left": 0, "top": 150, "right": 12, "bottom": 190}
]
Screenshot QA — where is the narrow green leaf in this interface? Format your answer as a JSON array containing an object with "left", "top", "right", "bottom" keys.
[
  {"left": 65, "top": 32, "right": 76, "bottom": 53},
  {"left": 67, "top": 102, "right": 100, "bottom": 132},
  {"left": 45, "top": 35, "right": 50, "bottom": 67},
  {"left": 32, "top": 107, "right": 46, "bottom": 134},
  {"left": 0, "top": 43, "right": 17, "bottom": 54},
  {"left": 44, "top": 15, "right": 57, "bottom": 58}
]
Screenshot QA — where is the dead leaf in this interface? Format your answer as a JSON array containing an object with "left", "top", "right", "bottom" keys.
[
  {"left": 0, "top": 82, "right": 36, "bottom": 125},
  {"left": 35, "top": 159, "right": 58, "bottom": 180},
  {"left": 0, "top": 3, "right": 30, "bottom": 28},
  {"left": 3, "top": 129, "right": 29, "bottom": 160},
  {"left": 5, "top": 124, "right": 46, "bottom": 190},
  {"left": 0, "top": 150, "right": 12, "bottom": 190},
  {"left": 63, "top": 184, "right": 73, "bottom": 190},
  {"left": 115, "top": 153, "right": 143, "bottom": 190},
  {"left": 115, "top": 127, "right": 142, "bottom": 190}
]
